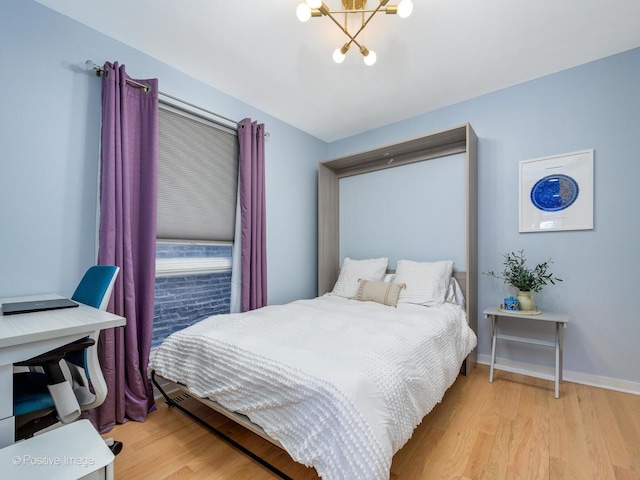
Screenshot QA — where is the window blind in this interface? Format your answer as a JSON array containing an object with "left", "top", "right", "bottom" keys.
[{"left": 157, "top": 103, "right": 238, "bottom": 242}]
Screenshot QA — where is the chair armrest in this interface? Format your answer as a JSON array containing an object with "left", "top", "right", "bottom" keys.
[{"left": 15, "top": 337, "right": 95, "bottom": 367}]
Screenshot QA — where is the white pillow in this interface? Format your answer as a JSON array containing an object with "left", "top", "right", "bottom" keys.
[
  {"left": 395, "top": 260, "right": 454, "bottom": 306},
  {"left": 445, "top": 277, "right": 466, "bottom": 308},
  {"left": 331, "top": 257, "right": 388, "bottom": 298}
]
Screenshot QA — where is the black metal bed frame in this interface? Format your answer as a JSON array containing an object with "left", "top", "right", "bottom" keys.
[{"left": 150, "top": 370, "right": 292, "bottom": 480}]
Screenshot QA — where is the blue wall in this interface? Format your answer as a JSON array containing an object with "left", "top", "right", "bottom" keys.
[
  {"left": 340, "top": 153, "right": 466, "bottom": 269},
  {"left": 0, "top": 0, "right": 326, "bottom": 306},
  {"left": 330, "top": 48, "right": 640, "bottom": 388}
]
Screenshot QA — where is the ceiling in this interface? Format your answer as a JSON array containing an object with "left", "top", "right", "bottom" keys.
[{"left": 35, "top": 0, "right": 640, "bottom": 142}]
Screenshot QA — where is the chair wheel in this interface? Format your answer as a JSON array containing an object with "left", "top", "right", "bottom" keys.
[{"left": 109, "top": 440, "right": 123, "bottom": 456}]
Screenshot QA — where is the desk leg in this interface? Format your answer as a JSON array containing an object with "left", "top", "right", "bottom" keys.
[
  {"left": 555, "top": 322, "right": 560, "bottom": 399},
  {"left": 489, "top": 315, "right": 498, "bottom": 383}
]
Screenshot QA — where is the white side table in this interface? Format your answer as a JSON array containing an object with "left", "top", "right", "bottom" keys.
[{"left": 483, "top": 307, "right": 568, "bottom": 398}]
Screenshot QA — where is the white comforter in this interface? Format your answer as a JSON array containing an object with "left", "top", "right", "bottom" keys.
[{"left": 150, "top": 295, "right": 477, "bottom": 480}]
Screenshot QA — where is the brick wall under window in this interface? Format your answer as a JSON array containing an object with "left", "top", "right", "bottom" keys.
[{"left": 152, "top": 244, "right": 232, "bottom": 348}]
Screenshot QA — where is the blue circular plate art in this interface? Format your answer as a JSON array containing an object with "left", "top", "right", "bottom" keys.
[{"left": 530, "top": 174, "right": 579, "bottom": 212}]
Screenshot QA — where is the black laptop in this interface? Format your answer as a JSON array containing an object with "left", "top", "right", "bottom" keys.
[{"left": 2, "top": 298, "right": 79, "bottom": 315}]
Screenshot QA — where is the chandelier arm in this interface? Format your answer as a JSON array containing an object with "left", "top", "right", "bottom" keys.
[
  {"left": 324, "top": 11, "right": 365, "bottom": 50},
  {"left": 347, "top": 1, "right": 386, "bottom": 45},
  {"left": 328, "top": 8, "right": 387, "bottom": 14}
]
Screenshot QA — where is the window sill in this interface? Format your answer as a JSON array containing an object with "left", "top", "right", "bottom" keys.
[{"left": 155, "top": 257, "right": 232, "bottom": 277}]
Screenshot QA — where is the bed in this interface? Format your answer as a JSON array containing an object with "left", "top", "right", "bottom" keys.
[{"left": 149, "top": 258, "right": 477, "bottom": 480}]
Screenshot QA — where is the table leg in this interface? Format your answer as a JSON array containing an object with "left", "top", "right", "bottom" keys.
[
  {"left": 489, "top": 315, "right": 497, "bottom": 383},
  {"left": 560, "top": 324, "right": 564, "bottom": 383},
  {"left": 555, "top": 322, "right": 560, "bottom": 398}
]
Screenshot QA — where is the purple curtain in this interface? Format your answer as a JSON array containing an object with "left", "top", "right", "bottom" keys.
[
  {"left": 87, "top": 62, "right": 158, "bottom": 433},
  {"left": 238, "top": 118, "right": 267, "bottom": 312}
]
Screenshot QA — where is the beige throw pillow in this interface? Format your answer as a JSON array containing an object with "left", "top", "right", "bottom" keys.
[{"left": 352, "top": 279, "right": 406, "bottom": 307}]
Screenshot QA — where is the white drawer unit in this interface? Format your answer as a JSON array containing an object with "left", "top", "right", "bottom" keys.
[{"left": 0, "top": 420, "right": 114, "bottom": 480}]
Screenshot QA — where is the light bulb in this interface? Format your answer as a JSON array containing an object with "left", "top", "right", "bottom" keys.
[
  {"left": 397, "top": 0, "right": 413, "bottom": 18},
  {"left": 307, "top": 0, "right": 322, "bottom": 8},
  {"left": 296, "top": 3, "right": 312, "bottom": 22},
  {"left": 364, "top": 50, "right": 377, "bottom": 66},
  {"left": 333, "top": 48, "right": 346, "bottom": 64}
]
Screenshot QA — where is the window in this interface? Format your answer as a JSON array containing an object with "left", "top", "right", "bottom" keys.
[{"left": 152, "top": 103, "right": 238, "bottom": 348}]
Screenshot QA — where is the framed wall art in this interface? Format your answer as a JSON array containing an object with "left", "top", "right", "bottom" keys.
[{"left": 519, "top": 149, "right": 594, "bottom": 232}]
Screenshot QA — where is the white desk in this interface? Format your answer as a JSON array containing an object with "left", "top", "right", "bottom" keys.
[
  {"left": 0, "top": 294, "right": 125, "bottom": 448},
  {"left": 483, "top": 307, "right": 568, "bottom": 398}
]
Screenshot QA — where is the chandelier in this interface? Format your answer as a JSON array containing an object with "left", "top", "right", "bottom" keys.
[{"left": 296, "top": 0, "right": 414, "bottom": 66}]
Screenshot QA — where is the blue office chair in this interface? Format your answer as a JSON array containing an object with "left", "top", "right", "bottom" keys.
[{"left": 13, "top": 266, "right": 119, "bottom": 440}]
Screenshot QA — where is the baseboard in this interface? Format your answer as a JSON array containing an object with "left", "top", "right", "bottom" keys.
[{"left": 477, "top": 354, "right": 640, "bottom": 395}]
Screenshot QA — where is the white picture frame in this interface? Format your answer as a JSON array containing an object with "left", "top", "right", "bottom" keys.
[{"left": 519, "top": 149, "right": 594, "bottom": 233}]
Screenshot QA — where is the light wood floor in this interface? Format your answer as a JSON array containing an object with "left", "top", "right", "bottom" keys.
[{"left": 105, "top": 364, "right": 640, "bottom": 479}]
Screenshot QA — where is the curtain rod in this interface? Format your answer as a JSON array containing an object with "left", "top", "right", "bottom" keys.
[{"left": 85, "top": 60, "right": 249, "bottom": 131}]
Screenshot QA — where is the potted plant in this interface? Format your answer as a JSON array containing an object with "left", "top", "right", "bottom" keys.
[{"left": 484, "top": 250, "right": 562, "bottom": 310}]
